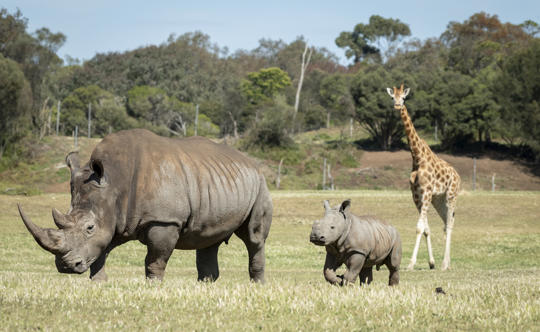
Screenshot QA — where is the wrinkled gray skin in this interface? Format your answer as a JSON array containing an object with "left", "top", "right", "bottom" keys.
[
  {"left": 18, "top": 129, "right": 272, "bottom": 282},
  {"left": 310, "top": 199, "right": 401, "bottom": 286}
]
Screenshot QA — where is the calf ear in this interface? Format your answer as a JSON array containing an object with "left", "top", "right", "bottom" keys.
[
  {"left": 323, "top": 200, "right": 331, "bottom": 212},
  {"left": 386, "top": 88, "right": 394, "bottom": 98},
  {"left": 339, "top": 199, "right": 352, "bottom": 218}
]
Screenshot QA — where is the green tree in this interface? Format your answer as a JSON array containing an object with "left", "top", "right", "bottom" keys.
[
  {"left": 336, "top": 15, "right": 411, "bottom": 64},
  {"left": 62, "top": 85, "right": 135, "bottom": 137},
  {"left": 350, "top": 65, "right": 414, "bottom": 150},
  {"left": 441, "top": 12, "right": 531, "bottom": 75},
  {"left": 0, "top": 54, "right": 32, "bottom": 160},
  {"left": 494, "top": 39, "right": 540, "bottom": 159},
  {"left": 319, "top": 74, "right": 353, "bottom": 127},
  {"left": 244, "top": 95, "right": 295, "bottom": 148},
  {"left": 241, "top": 67, "right": 292, "bottom": 105},
  {"left": 0, "top": 8, "right": 65, "bottom": 136}
]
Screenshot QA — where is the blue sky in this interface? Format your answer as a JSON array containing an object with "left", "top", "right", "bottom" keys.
[{"left": 3, "top": 1, "right": 540, "bottom": 64}]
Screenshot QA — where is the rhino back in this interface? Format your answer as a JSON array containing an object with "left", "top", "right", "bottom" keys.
[
  {"left": 91, "top": 129, "right": 264, "bottom": 248},
  {"left": 347, "top": 215, "right": 399, "bottom": 264}
]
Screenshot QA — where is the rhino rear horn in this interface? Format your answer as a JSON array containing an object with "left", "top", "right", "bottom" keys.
[
  {"left": 18, "top": 204, "right": 66, "bottom": 255},
  {"left": 52, "top": 208, "right": 72, "bottom": 229}
]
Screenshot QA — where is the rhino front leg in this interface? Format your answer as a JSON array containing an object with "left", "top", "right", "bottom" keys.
[
  {"left": 144, "top": 223, "right": 180, "bottom": 280},
  {"left": 342, "top": 253, "right": 366, "bottom": 286},
  {"left": 323, "top": 252, "right": 342, "bottom": 285},
  {"left": 196, "top": 242, "right": 221, "bottom": 282},
  {"left": 359, "top": 267, "right": 373, "bottom": 285},
  {"left": 89, "top": 251, "right": 109, "bottom": 282}
]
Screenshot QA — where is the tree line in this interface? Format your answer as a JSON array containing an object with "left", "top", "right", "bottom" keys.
[{"left": 1, "top": 9, "right": 539, "bottom": 163}]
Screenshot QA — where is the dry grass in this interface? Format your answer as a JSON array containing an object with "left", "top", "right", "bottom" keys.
[{"left": 1, "top": 191, "right": 539, "bottom": 331}]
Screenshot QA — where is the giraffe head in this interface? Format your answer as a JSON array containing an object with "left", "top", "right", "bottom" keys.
[{"left": 386, "top": 84, "right": 410, "bottom": 109}]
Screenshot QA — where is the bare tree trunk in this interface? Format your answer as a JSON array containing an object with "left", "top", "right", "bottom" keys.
[
  {"left": 39, "top": 97, "right": 50, "bottom": 140},
  {"left": 276, "top": 158, "right": 284, "bottom": 190},
  {"left": 293, "top": 44, "right": 313, "bottom": 127},
  {"left": 349, "top": 118, "right": 353, "bottom": 138},
  {"left": 228, "top": 111, "right": 238, "bottom": 139},
  {"left": 326, "top": 111, "right": 331, "bottom": 129},
  {"left": 194, "top": 104, "right": 199, "bottom": 136},
  {"left": 327, "top": 164, "right": 334, "bottom": 190}
]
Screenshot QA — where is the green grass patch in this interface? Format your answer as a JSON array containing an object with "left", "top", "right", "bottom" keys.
[{"left": 0, "top": 191, "right": 539, "bottom": 330}]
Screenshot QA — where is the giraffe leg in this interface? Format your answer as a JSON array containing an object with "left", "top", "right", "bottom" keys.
[
  {"left": 441, "top": 194, "right": 457, "bottom": 270},
  {"left": 424, "top": 218, "right": 436, "bottom": 270},
  {"left": 408, "top": 190, "right": 433, "bottom": 270}
]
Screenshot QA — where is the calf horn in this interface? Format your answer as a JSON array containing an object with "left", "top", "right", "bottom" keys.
[
  {"left": 52, "top": 208, "right": 72, "bottom": 229},
  {"left": 18, "top": 204, "right": 66, "bottom": 255}
]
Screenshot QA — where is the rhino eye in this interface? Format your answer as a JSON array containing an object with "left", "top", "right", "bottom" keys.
[
  {"left": 86, "top": 224, "right": 95, "bottom": 234},
  {"left": 330, "top": 226, "right": 335, "bottom": 230}
]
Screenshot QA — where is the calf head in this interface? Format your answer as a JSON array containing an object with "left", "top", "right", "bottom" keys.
[
  {"left": 310, "top": 199, "right": 352, "bottom": 246},
  {"left": 18, "top": 152, "right": 116, "bottom": 274}
]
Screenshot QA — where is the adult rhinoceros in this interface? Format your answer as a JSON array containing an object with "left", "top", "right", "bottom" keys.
[{"left": 18, "top": 129, "right": 273, "bottom": 282}]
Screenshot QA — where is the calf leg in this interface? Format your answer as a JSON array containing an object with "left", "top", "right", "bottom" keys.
[
  {"left": 342, "top": 254, "right": 366, "bottom": 285},
  {"left": 196, "top": 242, "right": 221, "bottom": 282},
  {"left": 143, "top": 223, "right": 180, "bottom": 280},
  {"left": 359, "top": 267, "right": 373, "bottom": 285}
]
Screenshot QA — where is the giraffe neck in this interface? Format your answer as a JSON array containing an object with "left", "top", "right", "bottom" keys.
[{"left": 400, "top": 105, "right": 430, "bottom": 165}]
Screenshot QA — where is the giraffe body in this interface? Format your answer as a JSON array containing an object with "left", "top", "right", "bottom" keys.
[{"left": 387, "top": 85, "right": 461, "bottom": 270}]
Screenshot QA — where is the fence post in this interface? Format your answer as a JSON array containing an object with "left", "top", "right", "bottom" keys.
[
  {"left": 472, "top": 158, "right": 477, "bottom": 191},
  {"left": 276, "top": 158, "right": 283, "bottom": 190},
  {"left": 194, "top": 104, "right": 199, "bottom": 136},
  {"left": 491, "top": 173, "right": 496, "bottom": 192},
  {"left": 322, "top": 158, "right": 327, "bottom": 190},
  {"left": 56, "top": 101, "right": 61, "bottom": 135},
  {"left": 87, "top": 103, "right": 92, "bottom": 138},
  {"left": 327, "top": 163, "right": 334, "bottom": 190},
  {"left": 74, "top": 126, "right": 78, "bottom": 148}
]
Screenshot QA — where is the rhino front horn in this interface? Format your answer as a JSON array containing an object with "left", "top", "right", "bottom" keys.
[
  {"left": 52, "top": 208, "right": 72, "bottom": 229},
  {"left": 18, "top": 204, "right": 66, "bottom": 255}
]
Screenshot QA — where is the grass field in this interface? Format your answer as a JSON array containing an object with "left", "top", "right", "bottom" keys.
[{"left": 1, "top": 191, "right": 539, "bottom": 331}]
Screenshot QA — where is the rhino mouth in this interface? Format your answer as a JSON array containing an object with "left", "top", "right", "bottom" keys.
[
  {"left": 310, "top": 237, "right": 326, "bottom": 246},
  {"left": 56, "top": 256, "right": 96, "bottom": 274}
]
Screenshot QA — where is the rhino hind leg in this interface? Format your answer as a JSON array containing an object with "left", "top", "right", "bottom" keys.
[
  {"left": 385, "top": 249, "right": 401, "bottom": 286},
  {"left": 196, "top": 242, "right": 221, "bottom": 282},
  {"left": 235, "top": 185, "right": 272, "bottom": 283},
  {"left": 143, "top": 223, "right": 180, "bottom": 280}
]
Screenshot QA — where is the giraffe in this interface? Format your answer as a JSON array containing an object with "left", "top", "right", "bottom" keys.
[{"left": 386, "top": 84, "right": 461, "bottom": 270}]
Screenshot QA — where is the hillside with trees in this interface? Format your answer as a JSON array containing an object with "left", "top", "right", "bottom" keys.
[{"left": 1, "top": 8, "right": 539, "bottom": 191}]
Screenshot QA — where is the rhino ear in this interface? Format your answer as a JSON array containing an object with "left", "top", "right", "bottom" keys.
[
  {"left": 66, "top": 152, "right": 80, "bottom": 174},
  {"left": 339, "top": 199, "right": 352, "bottom": 217},
  {"left": 323, "top": 200, "right": 331, "bottom": 212}
]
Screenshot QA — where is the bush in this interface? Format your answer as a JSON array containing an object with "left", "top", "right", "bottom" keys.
[{"left": 243, "top": 95, "right": 294, "bottom": 149}]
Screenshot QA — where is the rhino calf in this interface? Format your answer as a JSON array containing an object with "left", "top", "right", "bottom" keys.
[{"left": 310, "top": 199, "right": 401, "bottom": 286}]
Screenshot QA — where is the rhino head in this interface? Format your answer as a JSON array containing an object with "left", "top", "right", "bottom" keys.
[
  {"left": 18, "top": 152, "right": 116, "bottom": 274},
  {"left": 310, "top": 199, "right": 352, "bottom": 246}
]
